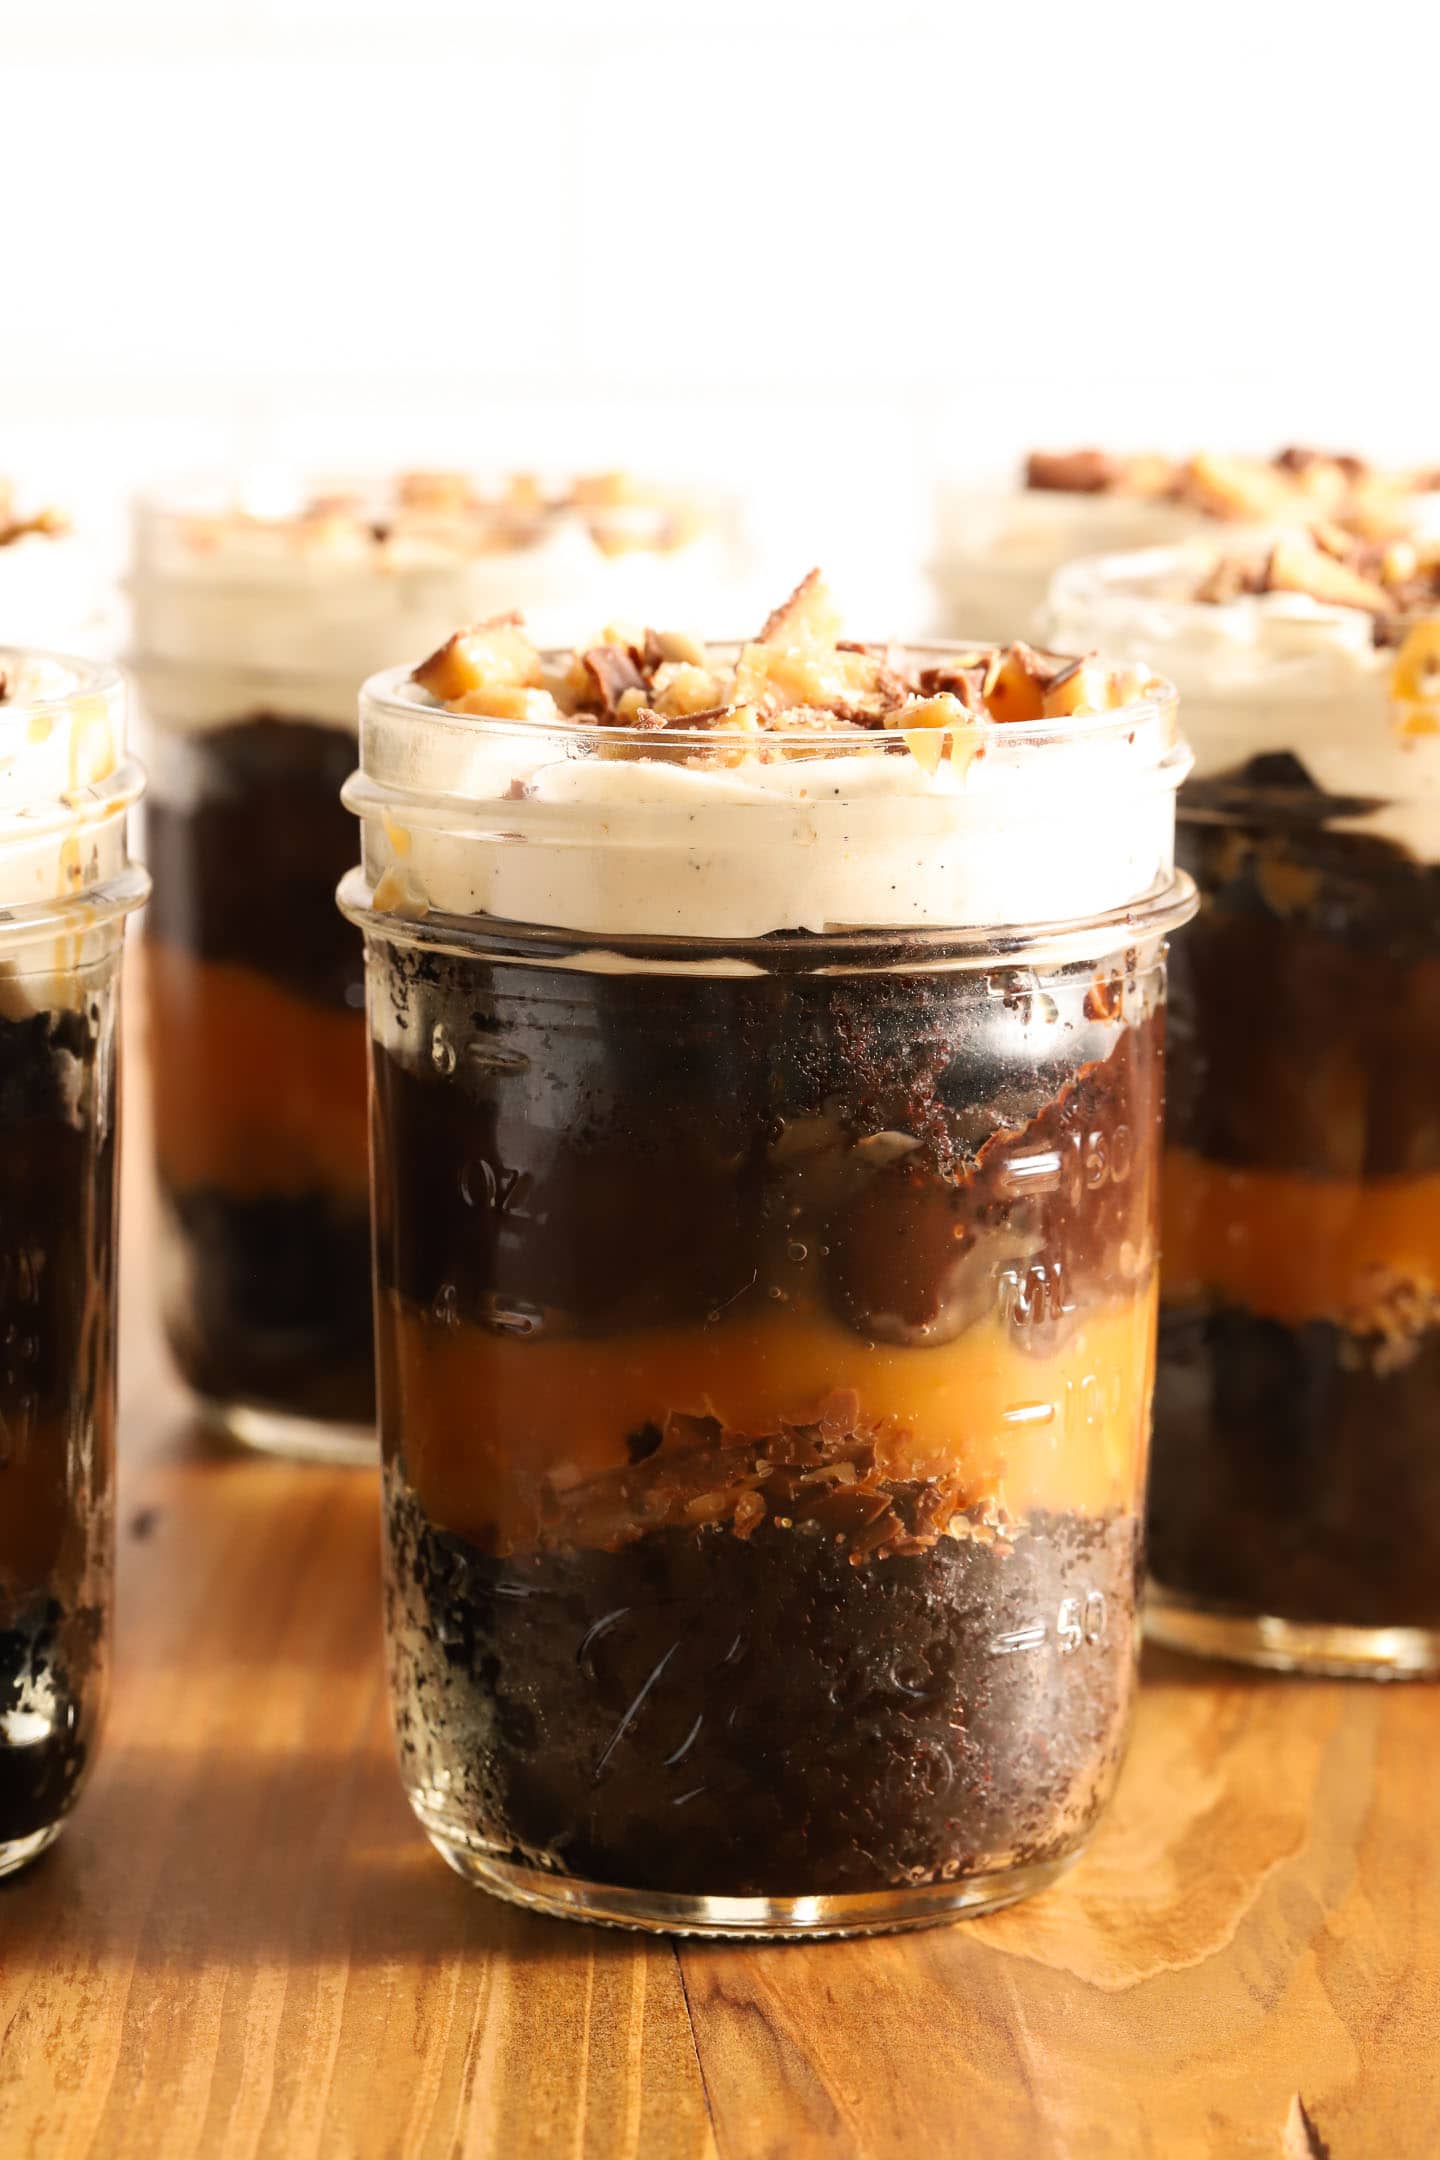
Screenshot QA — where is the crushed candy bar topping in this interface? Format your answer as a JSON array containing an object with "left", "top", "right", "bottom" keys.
[
  {"left": 409, "top": 571, "right": 1161, "bottom": 763},
  {"left": 177, "top": 469, "right": 707, "bottom": 562},
  {"left": 1191, "top": 528, "right": 1440, "bottom": 646},
  {"left": 1024, "top": 446, "right": 1439, "bottom": 536},
  {"left": 0, "top": 482, "right": 69, "bottom": 551}
]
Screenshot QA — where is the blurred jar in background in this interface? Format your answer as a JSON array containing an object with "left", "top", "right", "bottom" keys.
[
  {"left": 934, "top": 447, "right": 1438, "bottom": 645},
  {"left": 130, "top": 472, "right": 756, "bottom": 1462},
  {"left": 1050, "top": 530, "right": 1440, "bottom": 1676},
  {"left": 0, "top": 652, "right": 147, "bottom": 1874}
]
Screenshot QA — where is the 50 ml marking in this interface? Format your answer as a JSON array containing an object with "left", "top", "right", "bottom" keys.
[{"left": 989, "top": 1591, "right": 1108, "bottom": 1658}]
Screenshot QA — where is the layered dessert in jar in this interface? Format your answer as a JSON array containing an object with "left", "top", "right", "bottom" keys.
[
  {"left": 0, "top": 651, "right": 147, "bottom": 1872},
  {"left": 341, "top": 572, "right": 1194, "bottom": 1933},
  {"left": 935, "top": 446, "right": 1440, "bottom": 644},
  {"left": 131, "top": 473, "right": 751, "bottom": 1460},
  {"left": 1050, "top": 530, "right": 1440, "bottom": 1674}
]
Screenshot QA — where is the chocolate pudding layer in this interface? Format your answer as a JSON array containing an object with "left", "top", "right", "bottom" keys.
[
  {"left": 0, "top": 988, "right": 117, "bottom": 1850},
  {"left": 1151, "top": 768, "right": 1440, "bottom": 1633},
  {"left": 145, "top": 714, "right": 373, "bottom": 1428},
  {"left": 372, "top": 936, "right": 1163, "bottom": 1901}
]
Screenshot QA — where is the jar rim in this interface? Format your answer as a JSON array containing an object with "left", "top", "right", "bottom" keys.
[
  {"left": 0, "top": 645, "right": 122, "bottom": 715},
  {"left": 339, "top": 864, "right": 1198, "bottom": 973},
  {"left": 1050, "top": 540, "right": 1440, "bottom": 640}
]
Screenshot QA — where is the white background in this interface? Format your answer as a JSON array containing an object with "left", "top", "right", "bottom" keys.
[{"left": 3, "top": 0, "right": 1437, "bottom": 562}]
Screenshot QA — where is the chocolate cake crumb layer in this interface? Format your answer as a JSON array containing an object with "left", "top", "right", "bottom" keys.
[
  {"left": 161, "top": 1188, "right": 374, "bottom": 1425},
  {"left": 0, "top": 1598, "right": 100, "bottom": 1845},
  {"left": 370, "top": 945, "right": 1162, "bottom": 1350},
  {"left": 386, "top": 1474, "right": 1140, "bottom": 1898},
  {"left": 1151, "top": 1305, "right": 1440, "bottom": 1630},
  {"left": 0, "top": 992, "right": 117, "bottom": 1851}
]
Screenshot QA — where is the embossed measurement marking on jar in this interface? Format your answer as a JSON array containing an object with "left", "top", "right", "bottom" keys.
[
  {"left": 998, "top": 1257, "right": 1075, "bottom": 1331},
  {"left": 998, "top": 1365, "right": 1123, "bottom": 1444},
  {"left": 989, "top": 1592, "right": 1108, "bottom": 1657},
  {"left": 1001, "top": 1398, "right": 1056, "bottom": 1428},
  {"left": 459, "top": 1157, "right": 532, "bottom": 1218},
  {"left": 1000, "top": 1148, "right": 1063, "bottom": 1193}
]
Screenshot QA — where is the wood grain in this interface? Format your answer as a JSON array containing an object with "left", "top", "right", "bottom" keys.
[{"left": 0, "top": 1021, "right": 1434, "bottom": 2159}]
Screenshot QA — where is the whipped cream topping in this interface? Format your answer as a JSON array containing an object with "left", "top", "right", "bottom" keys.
[
  {"left": 346, "top": 577, "right": 1187, "bottom": 947},
  {"left": 131, "top": 477, "right": 759, "bottom": 736},
  {"left": 0, "top": 499, "right": 116, "bottom": 657},
  {"left": 933, "top": 451, "right": 1440, "bottom": 647},
  {"left": 0, "top": 651, "right": 147, "bottom": 1008},
  {"left": 1045, "top": 543, "right": 1440, "bottom": 862}
]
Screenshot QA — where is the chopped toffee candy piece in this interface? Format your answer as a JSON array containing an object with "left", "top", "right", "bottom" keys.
[
  {"left": 582, "top": 644, "right": 649, "bottom": 715},
  {"left": 411, "top": 617, "right": 541, "bottom": 703},
  {"left": 0, "top": 500, "right": 68, "bottom": 549},
  {"left": 1191, "top": 529, "right": 1440, "bottom": 642},
  {"left": 1023, "top": 444, "right": 1440, "bottom": 538},
  {"left": 1264, "top": 535, "right": 1393, "bottom": 616},
  {"left": 407, "top": 574, "right": 1163, "bottom": 762},
  {"left": 758, "top": 568, "right": 845, "bottom": 650},
  {"left": 169, "top": 471, "right": 713, "bottom": 564},
  {"left": 1025, "top": 449, "right": 1125, "bottom": 494}
]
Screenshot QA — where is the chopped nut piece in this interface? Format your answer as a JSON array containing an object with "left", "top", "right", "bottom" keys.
[
  {"left": 452, "top": 685, "right": 562, "bottom": 724},
  {"left": 985, "top": 647, "right": 1050, "bottom": 725},
  {"left": 410, "top": 576, "right": 1164, "bottom": 751},
  {"left": 1024, "top": 449, "right": 1121, "bottom": 494},
  {"left": 650, "top": 661, "right": 725, "bottom": 717},
  {"left": 1265, "top": 536, "right": 1394, "bottom": 615},
  {"left": 758, "top": 568, "right": 844, "bottom": 651},
  {"left": 1193, "top": 526, "right": 1440, "bottom": 638},
  {"left": 1183, "top": 452, "right": 1298, "bottom": 524},
  {"left": 651, "top": 627, "right": 708, "bottom": 667},
  {"left": 1042, "top": 658, "right": 1112, "bottom": 719},
  {"left": 412, "top": 617, "right": 542, "bottom": 701},
  {"left": 397, "top": 470, "right": 473, "bottom": 514}
]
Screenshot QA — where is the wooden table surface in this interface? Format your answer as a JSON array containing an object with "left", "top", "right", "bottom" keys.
[{"left": 1, "top": 1047, "right": 1436, "bottom": 2160}]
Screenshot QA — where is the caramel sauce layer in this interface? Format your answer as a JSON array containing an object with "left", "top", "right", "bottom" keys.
[
  {"left": 146, "top": 943, "right": 368, "bottom": 1204},
  {"left": 1162, "top": 1145, "right": 1440, "bottom": 1333},
  {"left": 380, "top": 1285, "right": 1156, "bottom": 1555}
]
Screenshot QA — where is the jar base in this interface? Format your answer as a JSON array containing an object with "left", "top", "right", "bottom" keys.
[
  {"left": 414, "top": 1811, "right": 1083, "bottom": 1937},
  {"left": 0, "top": 1820, "right": 65, "bottom": 1880},
  {"left": 1146, "top": 1590, "right": 1440, "bottom": 1679},
  {"left": 197, "top": 1394, "right": 376, "bottom": 1468}
]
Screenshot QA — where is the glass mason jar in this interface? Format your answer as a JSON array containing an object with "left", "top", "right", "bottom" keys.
[
  {"left": 130, "top": 480, "right": 756, "bottom": 1463},
  {"left": 0, "top": 651, "right": 147, "bottom": 1874},
  {"left": 933, "top": 451, "right": 1434, "bottom": 647},
  {"left": 933, "top": 484, "right": 1200, "bottom": 645},
  {"left": 342, "top": 632, "right": 1193, "bottom": 1934},
  {"left": 1050, "top": 545, "right": 1440, "bottom": 1676}
]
